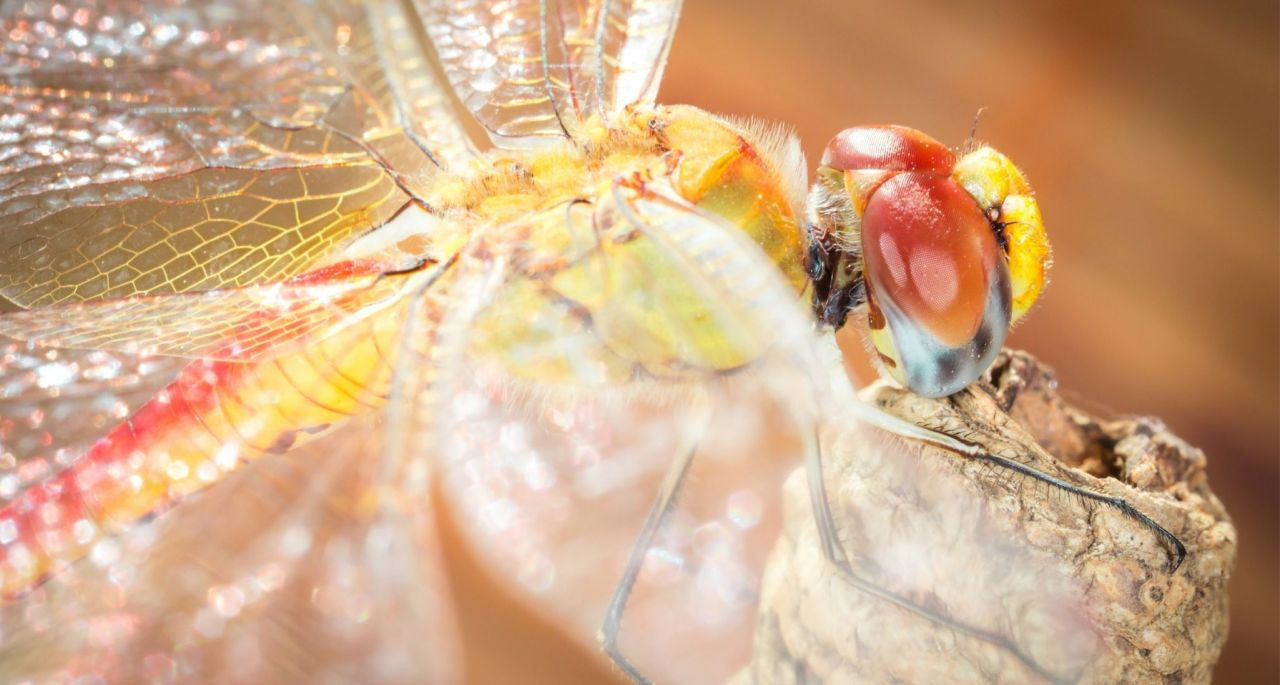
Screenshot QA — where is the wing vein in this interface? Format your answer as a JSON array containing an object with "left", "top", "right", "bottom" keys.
[{"left": 539, "top": 0, "right": 574, "bottom": 139}]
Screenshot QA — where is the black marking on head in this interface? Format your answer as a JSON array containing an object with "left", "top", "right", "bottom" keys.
[
  {"left": 935, "top": 351, "right": 960, "bottom": 385},
  {"left": 806, "top": 170, "right": 866, "bottom": 330},
  {"left": 973, "top": 321, "right": 994, "bottom": 357},
  {"left": 807, "top": 238, "right": 830, "bottom": 297},
  {"left": 875, "top": 256, "right": 1012, "bottom": 397},
  {"left": 985, "top": 207, "right": 1011, "bottom": 255}
]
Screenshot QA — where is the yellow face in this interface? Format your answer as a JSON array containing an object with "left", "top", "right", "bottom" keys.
[
  {"left": 951, "top": 147, "right": 1051, "bottom": 323},
  {"left": 808, "top": 126, "right": 1050, "bottom": 396}
]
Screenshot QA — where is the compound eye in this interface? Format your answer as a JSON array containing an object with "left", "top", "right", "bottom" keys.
[
  {"left": 821, "top": 125, "right": 956, "bottom": 174},
  {"left": 861, "top": 172, "right": 1012, "bottom": 397}
]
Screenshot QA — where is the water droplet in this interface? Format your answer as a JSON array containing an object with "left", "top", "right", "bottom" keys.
[
  {"left": 0, "top": 518, "right": 17, "bottom": 544},
  {"left": 88, "top": 537, "right": 122, "bottom": 567},
  {"left": 193, "top": 607, "right": 225, "bottom": 638},
  {"left": 518, "top": 554, "right": 556, "bottom": 593},
  {"left": 165, "top": 460, "right": 189, "bottom": 481},
  {"left": 727, "top": 490, "right": 763, "bottom": 529},
  {"left": 281, "top": 526, "right": 312, "bottom": 558},
  {"left": 34, "top": 361, "right": 76, "bottom": 389},
  {"left": 639, "top": 546, "right": 684, "bottom": 586},
  {"left": 209, "top": 584, "right": 246, "bottom": 618}
]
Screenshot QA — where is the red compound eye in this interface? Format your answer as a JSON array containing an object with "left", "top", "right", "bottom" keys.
[
  {"left": 864, "top": 173, "right": 996, "bottom": 344},
  {"left": 821, "top": 125, "right": 956, "bottom": 175},
  {"left": 862, "top": 171, "right": 1012, "bottom": 396},
  {"left": 812, "top": 123, "right": 1014, "bottom": 395}
]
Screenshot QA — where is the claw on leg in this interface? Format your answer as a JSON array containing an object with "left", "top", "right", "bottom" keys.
[{"left": 597, "top": 401, "right": 708, "bottom": 685}]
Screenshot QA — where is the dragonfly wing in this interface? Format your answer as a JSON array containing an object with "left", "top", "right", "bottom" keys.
[
  {"left": 0, "top": 0, "right": 471, "bottom": 308},
  {"left": 0, "top": 346, "right": 186, "bottom": 504},
  {"left": 305, "top": 0, "right": 478, "bottom": 182},
  {"left": 408, "top": 181, "right": 1095, "bottom": 682},
  {"left": 415, "top": 0, "right": 682, "bottom": 146},
  {"left": 0, "top": 259, "right": 434, "bottom": 361},
  {"left": 0, "top": 235, "right": 510, "bottom": 683},
  {"left": 590, "top": 0, "right": 685, "bottom": 114},
  {"left": 0, "top": 411, "right": 462, "bottom": 684},
  {"left": 403, "top": 179, "right": 825, "bottom": 683}
]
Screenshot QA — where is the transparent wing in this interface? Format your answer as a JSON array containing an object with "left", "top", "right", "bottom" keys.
[
  {"left": 0, "top": 257, "right": 430, "bottom": 524},
  {"left": 394, "top": 179, "right": 824, "bottom": 683},
  {"left": 0, "top": 345, "right": 185, "bottom": 505},
  {"left": 0, "top": 0, "right": 471, "bottom": 307},
  {"left": 0, "top": 237, "right": 501, "bottom": 682},
  {"left": 399, "top": 180, "right": 1094, "bottom": 682},
  {"left": 0, "top": 412, "right": 461, "bottom": 684},
  {"left": 415, "top": 0, "right": 682, "bottom": 146},
  {"left": 741, "top": 369, "right": 1102, "bottom": 684},
  {"left": 0, "top": 259, "right": 429, "bottom": 361}
]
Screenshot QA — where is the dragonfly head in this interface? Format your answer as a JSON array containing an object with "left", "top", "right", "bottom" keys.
[{"left": 806, "top": 125, "right": 1050, "bottom": 397}]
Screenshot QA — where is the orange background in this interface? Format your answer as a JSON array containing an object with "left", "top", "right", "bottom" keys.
[{"left": 446, "top": 1, "right": 1278, "bottom": 682}]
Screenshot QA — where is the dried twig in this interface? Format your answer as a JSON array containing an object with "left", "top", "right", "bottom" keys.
[{"left": 737, "top": 351, "right": 1234, "bottom": 684}]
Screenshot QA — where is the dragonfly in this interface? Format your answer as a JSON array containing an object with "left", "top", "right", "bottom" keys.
[{"left": 0, "top": 1, "right": 1185, "bottom": 683}]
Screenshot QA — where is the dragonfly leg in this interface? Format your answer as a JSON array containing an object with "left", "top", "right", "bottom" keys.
[
  {"left": 598, "top": 405, "right": 707, "bottom": 685},
  {"left": 842, "top": 399, "right": 1186, "bottom": 572},
  {"left": 796, "top": 403, "right": 1071, "bottom": 685}
]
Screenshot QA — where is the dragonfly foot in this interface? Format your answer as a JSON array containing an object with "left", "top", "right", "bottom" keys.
[
  {"left": 599, "top": 630, "right": 654, "bottom": 685},
  {"left": 972, "top": 451, "right": 1187, "bottom": 573}
]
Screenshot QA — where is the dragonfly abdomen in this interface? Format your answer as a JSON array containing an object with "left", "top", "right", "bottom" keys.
[{"left": 0, "top": 294, "right": 407, "bottom": 598}]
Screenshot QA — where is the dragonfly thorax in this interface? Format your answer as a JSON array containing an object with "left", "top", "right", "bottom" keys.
[
  {"left": 370, "top": 105, "right": 816, "bottom": 385},
  {"left": 394, "top": 105, "right": 808, "bottom": 276}
]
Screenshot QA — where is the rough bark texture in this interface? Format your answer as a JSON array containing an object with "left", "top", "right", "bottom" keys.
[{"left": 735, "top": 350, "right": 1235, "bottom": 684}]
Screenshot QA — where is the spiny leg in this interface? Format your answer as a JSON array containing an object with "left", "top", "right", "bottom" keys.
[
  {"left": 796, "top": 405, "right": 1070, "bottom": 685},
  {"left": 598, "top": 402, "right": 708, "bottom": 685},
  {"left": 842, "top": 400, "right": 1186, "bottom": 571},
  {"left": 971, "top": 450, "right": 1186, "bottom": 570}
]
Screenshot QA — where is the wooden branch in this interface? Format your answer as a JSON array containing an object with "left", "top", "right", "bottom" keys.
[{"left": 735, "top": 350, "right": 1235, "bottom": 684}]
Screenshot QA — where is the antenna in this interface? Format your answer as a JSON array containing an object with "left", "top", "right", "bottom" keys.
[{"left": 967, "top": 107, "right": 989, "bottom": 148}]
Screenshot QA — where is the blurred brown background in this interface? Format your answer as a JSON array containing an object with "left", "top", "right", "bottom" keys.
[{"left": 446, "top": 1, "right": 1278, "bottom": 682}]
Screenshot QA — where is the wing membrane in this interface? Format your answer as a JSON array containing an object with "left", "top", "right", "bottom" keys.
[
  {"left": 403, "top": 180, "right": 823, "bottom": 682},
  {"left": 302, "top": 0, "right": 477, "bottom": 186},
  {"left": 0, "top": 412, "right": 462, "bottom": 684},
  {"left": 415, "top": 0, "right": 682, "bottom": 146},
  {"left": 0, "top": 260, "right": 429, "bottom": 361},
  {"left": 400, "top": 180, "right": 1092, "bottom": 682},
  {"left": 0, "top": 345, "right": 186, "bottom": 505},
  {"left": 4, "top": 163, "right": 410, "bottom": 306},
  {"left": 593, "top": 0, "right": 685, "bottom": 112},
  {"left": 0, "top": 236, "right": 508, "bottom": 682},
  {"left": 0, "top": 0, "right": 472, "bottom": 307}
]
